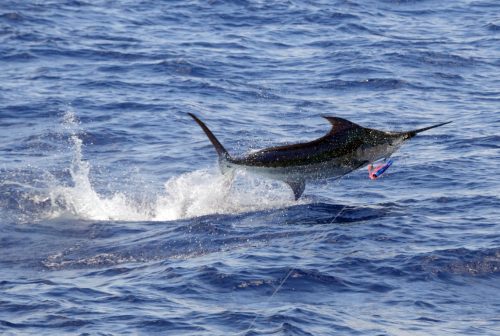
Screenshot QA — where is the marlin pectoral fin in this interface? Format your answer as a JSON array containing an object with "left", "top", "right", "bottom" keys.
[{"left": 285, "top": 179, "right": 305, "bottom": 200}]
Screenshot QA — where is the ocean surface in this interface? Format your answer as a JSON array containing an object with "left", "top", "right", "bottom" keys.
[{"left": 1, "top": 0, "right": 499, "bottom": 335}]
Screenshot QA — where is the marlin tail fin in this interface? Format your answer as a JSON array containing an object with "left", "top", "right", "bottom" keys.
[{"left": 188, "top": 113, "right": 231, "bottom": 161}]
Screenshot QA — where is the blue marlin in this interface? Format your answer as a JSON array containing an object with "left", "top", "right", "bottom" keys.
[{"left": 188, "top": 113, "right": 450, "bottom": 199}]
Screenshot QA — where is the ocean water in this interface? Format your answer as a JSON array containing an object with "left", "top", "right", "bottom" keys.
[{"left": 1, "top": 0, "right": 499, "bottom": 335}]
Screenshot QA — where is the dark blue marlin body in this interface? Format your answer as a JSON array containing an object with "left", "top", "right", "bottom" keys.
[{"left": 188, "top": 113, "right": 450, "bottom": 199}]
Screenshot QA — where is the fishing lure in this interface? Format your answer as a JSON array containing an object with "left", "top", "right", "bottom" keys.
[{"left": 368, "top": 159, "right": 393, "bottom": 180}]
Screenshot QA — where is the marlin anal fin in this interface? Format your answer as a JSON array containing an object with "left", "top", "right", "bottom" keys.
[{"left": 285, "top": 179, "right": 305, "bottom": 200}]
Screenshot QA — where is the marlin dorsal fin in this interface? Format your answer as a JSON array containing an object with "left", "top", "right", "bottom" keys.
[{"left": 322, "top": 116, "right": 361, "bottom": 135}]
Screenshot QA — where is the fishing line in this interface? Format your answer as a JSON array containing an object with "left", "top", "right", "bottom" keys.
[{"left": 242, "top": 177, "right": 349, "bottom": 335}]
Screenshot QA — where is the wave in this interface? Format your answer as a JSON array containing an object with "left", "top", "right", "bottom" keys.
[
  {"left": 314, "top": 78, "right": 409, "bottom": 91},
  {"left": 404, "top": 247, "right": 500, "bottom": 278}
]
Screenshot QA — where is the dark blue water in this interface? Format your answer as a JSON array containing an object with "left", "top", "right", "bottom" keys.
[{"left": 1, "top": 0, "right": 499, "bottom": 335}]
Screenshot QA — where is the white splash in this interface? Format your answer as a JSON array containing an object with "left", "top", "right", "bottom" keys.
[
  {"left": 43, "top": 111, "right": 300, "bottom": 222},
  {"left": 153, "top": 169, "right": 297, "bottom": 221}
]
